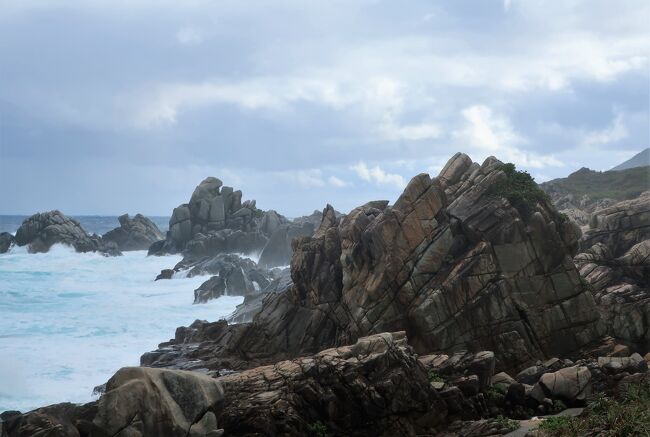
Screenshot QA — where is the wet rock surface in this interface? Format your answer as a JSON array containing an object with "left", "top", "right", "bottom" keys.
[
  {"left": 101, "top": 213, "right": 164, "bottom": 251},
  {"left": 0, "top": 232, "right": 14, "bottom": 253},
  {"left": 13, "top": 210, "right": 120, "bottom": 255}
]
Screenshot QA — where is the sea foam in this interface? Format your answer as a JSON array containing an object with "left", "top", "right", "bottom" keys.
[{"left": 0, "top": 245, "right": 242, "bottom": 412}]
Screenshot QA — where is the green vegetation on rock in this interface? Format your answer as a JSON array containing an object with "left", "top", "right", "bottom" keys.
[
  {"left": 490, "top": 415, "right": 520, "bottom": 433},
  {"left": 428, "top": 370, "right": 445, "bottom": 383},
  {"left": 490, "top": 163, "right": 550, "bottom": 216},
  {"left": 307, "top": 421, "right": 330, "bottom": 437},
  {"left": 541, "top": 165, "right": 650, "bottom": 204},
  {"left": 538, "top": 377, "right": 650, "bottom": 436}
]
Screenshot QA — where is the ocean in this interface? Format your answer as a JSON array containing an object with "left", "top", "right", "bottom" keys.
[
  {"left": 0, "top": 216, "right": 243, "bottom": 413},
  {"left": 0, "top": 215, "right": 171, "bottom": 235}
]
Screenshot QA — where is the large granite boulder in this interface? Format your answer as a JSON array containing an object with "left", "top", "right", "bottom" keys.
[
  {"left": 102, "top": 213, "right": 164, "bottom": 251},
  {"left": 13, "top": 211, "right": 120, "bottom": 255},
  {"left": 1, "top": 367, "right": 225, "bottom": 437},
  {"left": 142, "top": 153, "right": 602, "bottom": 374},
  {"left": 0, "top": 232, "right": 14, "bottom": 253}
]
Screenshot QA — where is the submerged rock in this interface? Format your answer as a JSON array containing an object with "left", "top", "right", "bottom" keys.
[{"left": 102, "top": 213, "right": 164, "bottom": 251}]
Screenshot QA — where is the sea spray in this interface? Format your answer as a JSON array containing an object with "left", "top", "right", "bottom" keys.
[{"left": 0, "top": 245, "right": 242, "bottom": 412}]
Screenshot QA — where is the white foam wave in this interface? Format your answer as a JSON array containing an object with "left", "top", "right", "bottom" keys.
[{"left": 0, "top": 247, "right": 242, "bottom": 412}]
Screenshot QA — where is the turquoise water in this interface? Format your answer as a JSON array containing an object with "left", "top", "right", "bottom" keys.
[{"left": 0, "top": 246, "right": 242, "bottom": 412}]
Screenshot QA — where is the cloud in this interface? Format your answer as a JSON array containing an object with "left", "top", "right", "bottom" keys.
[
  {"left": 455, "top": 105, "right": 563, "bottom": 169},
  {"left": 175, "top": 27, "right": 203, "bottom": 46},
  {"left": 351, "top": 162, "right": 406, "bottom": 188},
  {"left": 328, "top": 175, "right": 348, "bottom": 188},
  {"left": 271, "top": 169, "right": 325, "bottom": 188},
  {"left": 583, "top": 113, "right": 628, "bottom": 145}
]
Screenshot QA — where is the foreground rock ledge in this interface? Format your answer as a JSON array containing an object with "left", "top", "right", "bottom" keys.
[{"left": 4, "top": 332, "right": 649, "bottom": 436}]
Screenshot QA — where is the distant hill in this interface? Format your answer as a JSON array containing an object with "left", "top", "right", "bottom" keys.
[
  {"left": 611, "top": 148, "right": 649, "bottom": 171},
  {"left": 540, "top": 165, "right": 649, "bottom": 204}
]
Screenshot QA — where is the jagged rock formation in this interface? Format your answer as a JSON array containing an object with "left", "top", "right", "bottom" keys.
[
  {"left": 13, "top": 211, "right": 120, "bottom": 255},
  {"left": 0, "top": 232, "right": 14, "bottom": 253},
  {"left": 142, "top": 153, "right": 602, "bottom": 373},
  {"left": 149, "top": 177, "right": 263, "bottom": 255},
  {"left": 101, "top": 213, "right": 164, "bottom": 251},
  {"left": 0, "top": 367, "right": 225, "bottom": 437},
  {"left": 148, "top": 177, "right": 323, "bottom": 288},
  {"left": 574, "top": 192, "right": 650, "bottom": 349},
  {"left": 189, "top": 254, "right": 270, "bottom": 304}
]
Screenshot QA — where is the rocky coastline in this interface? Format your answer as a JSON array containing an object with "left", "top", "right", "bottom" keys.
[{"left": 2, "top": 152, "right": 649, "bottom": 436}]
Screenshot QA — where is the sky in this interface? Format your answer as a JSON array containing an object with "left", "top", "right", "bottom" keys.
[{"left": 0, "top": 0, "right": 648, "bottom": 216}]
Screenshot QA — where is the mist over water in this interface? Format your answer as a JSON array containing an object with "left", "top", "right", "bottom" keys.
[{"left": 0, "top": 246, "right": 242, "bottom": 412}]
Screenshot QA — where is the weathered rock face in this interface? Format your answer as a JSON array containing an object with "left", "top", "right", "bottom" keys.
[
  {"left": 215, "top": 332, "right": 449, "bottom": 436},
  {"left": 0, "top": 232, "right": 14, "bottom": 253},
  {"left": 1, "top": 367, "right": 225, "bottom": 437},
  {"left": 13, "top": 211, "right": 120, "bottom": 255},
  {"left": 580, "top": 192, "right": 650, "bottom": 256},
  {"left": 143, "top": 153, "right": 602, "bottom": 374},
  {"left": 150, "top": 177, "right": 263, "bottom": 255},
  {"left": 574, "top": 193, "right": 650, "bottom": 350},
  {"left": 101, "top": 213, "right": 164, "bottom": 251}
]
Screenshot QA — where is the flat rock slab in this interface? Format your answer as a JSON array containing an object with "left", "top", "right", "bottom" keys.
[{"left": 505, "top": 408, "right": 584, "bottom": 437}]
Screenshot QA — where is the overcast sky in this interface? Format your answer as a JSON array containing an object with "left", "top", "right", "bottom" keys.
[{"left": 0, "top": 0, "right": 648, "bottom": 216}]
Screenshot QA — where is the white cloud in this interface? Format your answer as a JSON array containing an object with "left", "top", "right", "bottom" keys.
[
  {"left": 175, "top": 27, "right": 203, "bottom": 46},
  {"left": 351, "top": 162, "right": 406, "bottom": 188},
  {"left": 328, "top": 175, "right": 348, "bottom": 188},
  {"left": 455, "top": 105, "right": 563, "bottom": 169},
  {"left": 583, "top": 113, "right": 628, "bottom": 145},
  {"left": 271, "top": 168, "right": 325, "bottom": 188},
  {"left": 503, "top": 0, "right": 513, "bottom": 12},
  {"left": 379, "top": 121, "right": 441, "bottom": 141}
]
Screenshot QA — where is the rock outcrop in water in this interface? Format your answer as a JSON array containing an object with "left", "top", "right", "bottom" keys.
[
  {"left": 148, "top": 177, "right": 324, "bottom": 269},
  {"left": 0, "top": 232, "right": 14, "bottom": 253},
  {"left": 142, "top": 153, "right": 603, "bottom": 373},
  {"left": 13, "top": 211, "right": 120, "bottom": 255},
  {"left": 148, "top": 177, "right": 265, "bottom": 255},
  {"left": 102, "top": 213, "right": 164, "bottom": 251}
]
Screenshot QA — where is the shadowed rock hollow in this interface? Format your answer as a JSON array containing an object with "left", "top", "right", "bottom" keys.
[{"left": 143, "top": 153, "right": 602, "bottom": 373}]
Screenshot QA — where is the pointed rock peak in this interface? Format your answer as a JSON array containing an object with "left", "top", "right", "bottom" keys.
[
  {"left": 438, "top": 152, "right": 472, "bottom": 186},
  {"left": 314, "top": 204, "right": 339, "bottom": 238}
]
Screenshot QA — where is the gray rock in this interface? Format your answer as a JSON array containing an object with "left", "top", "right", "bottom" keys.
[
  {"left": 0, "top": 232, "right": 14, "bottom": 253},
  {"left": 14, "top": 210, "right": 121, "bottom": 255},
  {"left": 102, "top": 213, "right": 164, "bottom": 251}
]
